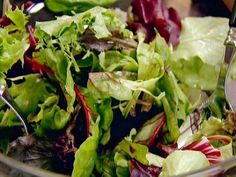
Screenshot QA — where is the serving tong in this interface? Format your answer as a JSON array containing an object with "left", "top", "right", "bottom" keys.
[
  {"left": 0, "top": 0, "right": 45, "bottom": 135},
  {"left": 2, "top": 0, "right": 44, "bottom": 16},
  {"left": 224, "top": 0, "right": 236, "bottom": 112},
  {"left": 178, "top": 0, "right": 236, "bottom": 148},
  {"left": 0, "top": 84, "right": 29, "bottom": 135}
]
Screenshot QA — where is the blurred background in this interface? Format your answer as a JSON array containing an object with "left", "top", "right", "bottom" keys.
[{"left": 0, "top": 0, "right": 233, "bottom": 19}]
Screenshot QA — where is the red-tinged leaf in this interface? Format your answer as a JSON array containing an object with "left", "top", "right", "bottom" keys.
[
  {"left": 24, "top": 56, "right": 54, "bottom": 75},
  {"left": 130, "top": 159, "right": 161, "bottom": 177},
  {"left": 27, "top": 25, "right": 37, "bottom": 49},
  {"left": 23, "top": 1, "right": 34, "bottom": 10},
  {"left": 74, "top": 85, "right": 91, "bottom": 137},
  {"left": 131, "top": 0, "right": 158, "bottom": 24},
  {"left": 129, "top": 0, "right": 181, "bottom": 46},
  {"left": 183, "top": 137, "right": 222, "bottom": 164},
  {"left": 0, "top": 15, "right": 11, "bottom": 27},
  {"left": 148, "top": 116, "right": 166, "bottom": 147},
  {"left": 156, "top": 142, "right": 177, "bottom": 157},
  {"left": 207, "top": 136, "right": 231, "bottom": 145}
]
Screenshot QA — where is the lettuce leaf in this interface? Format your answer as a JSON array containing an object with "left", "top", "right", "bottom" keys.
[
  {"left": 35, "top": 48, "right": 75, "bottom": 113},
  {"left": 45, "top": 0, "right": 117, "bottom": 13},
  {"left": 72, "top": 117, "right": 100, "bottom": 177},
  {"left": 28, "top": 95, "right": 70, "bottom": 136},
  {"left": 0, "top": 28, "right": 29, "bottom": 73},
  {"left": 137, "top": 37, "right": 164, "bottom": 80},
  {"left": 160, "top": 150, "right": 210, "bottom": 177},
  {"left": 5, "top": 7, "right": 28, "bottom": 33},
  {"left": 35, "top": 7, "right": 132, "bottom": 39},
  {"left": 0, "top": 8, "right": 29, "bottom": 78},
  {"left": 34, "top": 7, "right": 134, "bottom": 115},
  {"left": 122, "top": 36, "right": 165, "bottom": 117},
  {"left": 88, "top": 72, "right": 164, "bottom": 101},
  {"left": 114, "top": 152, "right": 130, "bottom": 177},
  {"left": 171, "top": 17, "right": 228, "bottom": 90},
  {"left": 99, "top": 51, "right": 138, "bottom": 72},
  {"left": 0, "top": 74, "right": 52, "bottom": 126}
]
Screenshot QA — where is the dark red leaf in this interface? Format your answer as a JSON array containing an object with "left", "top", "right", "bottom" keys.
[
  {"left": 23, "top": 1, "right": 34, "bottom": 10},
  {"left": 0, "top": 15, "right": 11, "bottom": 27},
  {"left": 130, "top": 159, "right": 161, "bottom": 177},
  {"left": 27, "top": 25, "right": 37, "bottom": 49},
  {"left": 24, "top": 56, "right": 54, "bottom": 75},
  {"left": 129, "top": 0, "right": 181, "bottom": 46},
  {"left": 156, "top": 142, "right": 177, "bottom": 157},
  {"left": 148, "top": 116, "right": 166, "bottom": 147},
  {"left": 74, "top": 85, "right": 91, "bottom": 137}
]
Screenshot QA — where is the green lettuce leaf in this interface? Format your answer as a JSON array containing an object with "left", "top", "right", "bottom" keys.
[
  {"left": 0, "top": 8, "right": 29, "bottom": 83},
  {"left": 28, "top": 95, "right": 70, "bottom": 136},
  {"left": 34, "top": 48, "right": 75, "bottom": 113},
  {"left": 45, "top": 0, "right": 117, "bottom": 13},
  {"left": 99, "top": 51, "right": 138, "bottom": 72},
  {"left": 171, "top": 17, "right": 228, "bottom": 90},
  {"left": 137, "top": 37, "right": 164, "bottom": 80},
  {"left": 72, "top": 117, "right": 100, "bottom": 177},
  {"left": 122, "top": 36, "right": 165, "bottom": 117},
  {"left": 88, "top": 72, "right": 164, "bottom": 101},
  {"left": 34, "top": 7, "right": 134, "bottom": 115},
  {"left": 156, "top": 71, "right": 192, "bottom": 141},
  {"left": 0, "top": 74, "right": 52, "bottom": 126},
  {"left": 114, "top": 152, "right": 130, "bottom": 177},
  {"left": 0, "top": 28, "right": 29, "bottom": 73},
  {"left": 35, "top": 7, "right": 132, "bottom": 39},
  {"left": 5, "top": 7, "right": 28, "bottom": 33},
  {"left": 160, "top": 150, "right": 210, "bottom": 177}
]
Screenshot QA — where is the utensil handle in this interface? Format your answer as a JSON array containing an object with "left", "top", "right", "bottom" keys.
[
  {"left": 0, "top": 85, "right": 29, "bottom": 135},
  {"left": 230, "top": 0, "right": 236, "bottom": 27}
]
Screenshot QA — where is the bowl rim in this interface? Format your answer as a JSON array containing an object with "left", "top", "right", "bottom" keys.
[
  {"left": 1, "top": 150, "right": 236, "bottom": 177},
  {"left": 0, "top": 152, "right": 68, "bottom": 177}
]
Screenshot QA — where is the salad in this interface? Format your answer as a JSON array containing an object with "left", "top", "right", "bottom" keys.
[{"left": 0, "top": 0, "right": 235, "bottom": 176}]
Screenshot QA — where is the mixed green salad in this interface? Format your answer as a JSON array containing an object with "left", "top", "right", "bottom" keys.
[{"left": 0, "top": 0, "right": 235, "bottom": 177}]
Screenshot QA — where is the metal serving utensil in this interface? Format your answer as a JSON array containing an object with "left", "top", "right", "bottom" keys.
[
  {"left": 177, "top": 3, "right": 236, "bottom": 147},
  {"left": 25, "top": 0, "right": 44, "bottom": 14},
  {"left": 0, "top": 84, "right": 29, "bottom": 135},
  {"left": 225, "top": 0, "right": 236, "bottom": 112},
  {"left": 2, "top": 0, "right": 44, "bottom": 16}
]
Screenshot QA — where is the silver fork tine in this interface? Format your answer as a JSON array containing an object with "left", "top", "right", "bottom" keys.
[{"left": 0, "top": 84, "right": 29, "bottom": 135}]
